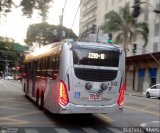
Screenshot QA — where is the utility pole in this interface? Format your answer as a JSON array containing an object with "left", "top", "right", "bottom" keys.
[
  {"left": 5, "top": 56, "right": 8, "bottom": 76},
  {"left": 59, "top": 8, "right": 64, "bottom": 41}
]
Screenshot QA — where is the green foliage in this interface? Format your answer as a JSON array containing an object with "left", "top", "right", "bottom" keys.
[
  {"left": 0, "top": 36, "right": 26, "bottom": 71},
  {"left": 100, "top": 3, "right": 149, "bottom": 48},
  {"left": 0, "top": 0, "right": 53, "bottom": 21},
  {"left": 25, "top": 22, "right": 77, "bottom": 47}
]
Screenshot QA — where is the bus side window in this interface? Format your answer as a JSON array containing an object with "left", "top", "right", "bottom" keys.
[
  {"left": 29, "top": 61, "right": 37, "bottom": 80},
  {"left": 28, "top": 63, "right": 32, "bottom": 80},
  {"left": 43, "top": 57, "right": 47, "bottom": 77},
  {"left": 52, "top": 54, "right": 56, "bottom": 70},
  {"left": 41, "top": 58, "right": 46, "bottom": 77},
  {"left": 36, "top": 60, "right": 40, "bottom": 76},
  {"left": 31, "top": 62, "right": 35, "bottom": 79},
  {"left": 37, "top": 59, "right": 43, "bottom": 77},
  {"left": 46, "top": 56, "right": 50, "bottom": 70},
  {"left": 33, "top": 61, "right": 38, "bottom": 78},
  {"left": 55, "top": 53, "right": 60, "bottom": 74},
  {"left": 51, "top": 54, "right": 57, "bottom": 79},
  {"left": 26, "top": 63, "right": 30, "bottom": 79},
  {"left": 46, "top": 56, "right": 52, "bottom": 78}
]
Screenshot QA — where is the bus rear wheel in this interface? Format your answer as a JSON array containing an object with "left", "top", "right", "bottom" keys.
[
  {"left": 36, "top": 91, "right": 39, "bottom": 105},
  {"left": 39, "top": 94, "right": 44, "bottom": 110}
]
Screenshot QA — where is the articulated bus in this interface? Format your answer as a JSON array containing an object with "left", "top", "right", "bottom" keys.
[{"left": 22, "top": 41, "right": 126, "bottom": 114}]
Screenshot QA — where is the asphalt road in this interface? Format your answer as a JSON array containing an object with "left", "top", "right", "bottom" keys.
[{"left": 0, "top": 79, "right": 159, "bottom": 133}]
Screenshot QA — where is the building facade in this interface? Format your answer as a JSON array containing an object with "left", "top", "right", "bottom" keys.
[
  {"left": 80, "top": 0, "right": 160, "bottom": 93},
  {"left": 79, "top": 0, "right": 98, "bottom": 36}
]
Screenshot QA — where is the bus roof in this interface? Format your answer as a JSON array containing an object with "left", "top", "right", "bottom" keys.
[
  {"left": 73, "top": 41, "right": 122, "bottom": 50},
  {"left": 24, "top": 42, "right": 61, "bottom": 62},
  {"left": 24, "top": 41, "right": 122, "bottom": 62}
]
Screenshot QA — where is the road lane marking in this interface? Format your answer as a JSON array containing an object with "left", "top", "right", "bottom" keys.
[
  {"left": 0, "top": 97, "right": 17, "bottom": 101},
  {"left": 125, "top": 106, "right": 160, "bottom": 116},
  {"left": 0, "top": 102, "right": 31, "bottom": 108},
  {"left": 95, "top": 114, "right": 115, "bottom": 122},
  {"left": 126, "top": 101, "right": 160, "bottom": 106},
  {"left": 0, "top": 99, "right": 24, "bottom": 103},
  {"left": 82, "top": 127, "right": 99, "bottom": 133},
  {"left": 140, "top": 105, "right": 157, "bottom": 111},
  {"left": 24, "top": 121, "right": 54, "bottom": 125},
  {"left": 0, "top": 83, "right": 8, "bottom": 89},
  {"left": 108, "top": 127, "right": 123, "bottom": 133},
  {"left": 2, "top": 110, "right": 41, "bottom": 119},
  {"left": 0, "top": 106, "right": 35, "bottom": 111},
  {"left": 54, "top": 128, "right": 70, "bottom": 133},
  {"left": 24, "top": 128, "right": 39, "bottom": 133},
  {"left": 0, "top": 117, "right": 29, "bottom": 125}
]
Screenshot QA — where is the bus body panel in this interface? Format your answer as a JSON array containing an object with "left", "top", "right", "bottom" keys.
[
  {"left": 22, "top": 41, "right": 125, "bottom": 114},
  {"left": 61, "top": 42, "right": 124, "bottom": 106}
]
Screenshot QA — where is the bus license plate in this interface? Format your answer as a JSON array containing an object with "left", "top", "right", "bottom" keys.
[{"left": 89, "top": 93, "right": 101, "bottom": 100}]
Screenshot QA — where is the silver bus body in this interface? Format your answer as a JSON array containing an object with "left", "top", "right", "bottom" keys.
[{"left": 22, "top": 41, "right": 125, "bottom": 114}]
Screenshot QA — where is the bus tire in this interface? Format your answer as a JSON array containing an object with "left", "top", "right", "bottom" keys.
[
  {"left": 44, "top": 108, "right": 51, "bottom": 114},
  {"left": 39, "top": 93, "right": 44, "bottom": 110},
  {"left": 36, "top": 90, "right": 39, "bottom": 105}
]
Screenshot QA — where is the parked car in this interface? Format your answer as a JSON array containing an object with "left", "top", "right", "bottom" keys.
[
  {"left": 146, "top": 84, "right": 160, "bottom": 99},
  {"left": 4, "top": 76, "right": 14, "bottom": 80}
]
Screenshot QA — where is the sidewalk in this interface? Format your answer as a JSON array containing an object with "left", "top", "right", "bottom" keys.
[{"left": 125, "top": 90, "right": 145, "bottom": 97}]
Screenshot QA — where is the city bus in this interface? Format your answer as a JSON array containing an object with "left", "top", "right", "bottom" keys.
[{"left": 22, "top": 40, "right": 126, "bottom": 114}]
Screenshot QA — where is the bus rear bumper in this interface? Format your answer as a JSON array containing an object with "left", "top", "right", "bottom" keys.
[{"left": 59, "top": 103, "right": 123, "bottom": 114}]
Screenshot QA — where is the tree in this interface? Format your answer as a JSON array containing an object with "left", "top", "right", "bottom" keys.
[
  {"left": 25, "top": 22, "right": 77, "bottom": 47},
  {"left": 0, "top": 36, "right": 27, "bottom": 71},
  {"left": 0, "top": 0, "right": 53, "bottom": 21},
  {"left": 100, "top": 3, "right": 149, "bottom": 51}
]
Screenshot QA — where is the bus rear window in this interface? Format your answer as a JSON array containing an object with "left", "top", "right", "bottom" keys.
[{"left": 72, "top": 48, "right": 120, "bottom": 67}]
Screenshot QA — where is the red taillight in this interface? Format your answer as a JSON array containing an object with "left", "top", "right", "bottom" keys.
[
  {"left": 22, "top": 73, "right": 27, "bottom": 78},
  {"left": 118, "top": 82, "right": 126, "bottom": 106},
  {"left": 58, "top": 80, "right": 69, "bottom": 106}
]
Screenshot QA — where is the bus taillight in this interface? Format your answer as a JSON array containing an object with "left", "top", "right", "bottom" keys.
[
  {"left": 118, "top": 82, "right": 126, "bottom": 106},
  {"left": 58, "top": 81, "right": 69, "bottom": 106}
]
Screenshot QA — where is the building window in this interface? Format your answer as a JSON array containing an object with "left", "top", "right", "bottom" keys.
[
  {"left": 153, "top": 42, "right": 158, "bottom": 52},
  {"left": 154, "top": 23, "right": 160, "bottom": 36}
]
